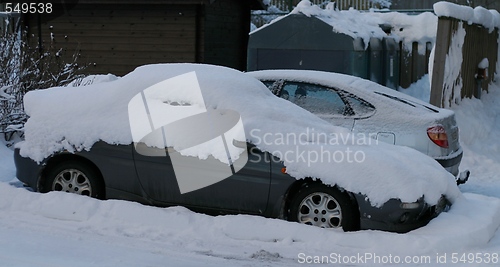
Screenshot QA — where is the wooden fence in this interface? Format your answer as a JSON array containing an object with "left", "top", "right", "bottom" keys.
[
  {"left": 430, "top": 17, "right": 498, "bottom": 107},
  {"left": 268, "top": 0, "right": 377, "bottom": 11},
  {"left": 399, "top": 41, "right": 433, "bottom": 89},
  {"left": 336, "top": 0, "right": 376, "bottom": 10}
]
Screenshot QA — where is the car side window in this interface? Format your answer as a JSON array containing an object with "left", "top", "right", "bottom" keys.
[
  {"left": 343, "top": 93, "right": 376, "bottom": 117},
  {"left": 261, "top": 80, "right": 275, "bottom": 88},
  {"left": 282, "top": 82, "right": 347, "bottom": 116}
]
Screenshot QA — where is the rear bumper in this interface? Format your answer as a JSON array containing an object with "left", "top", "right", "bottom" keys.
[
  {"left": 434, "top": 149, "right": 463, "bottom": 177},
  {"left": 354, "top": 194, "right": 450, "bottom": 233}
]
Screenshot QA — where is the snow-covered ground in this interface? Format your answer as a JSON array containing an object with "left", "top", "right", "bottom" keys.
[{"left": 1, "top": 77, "right": 500, "bottom": 266}]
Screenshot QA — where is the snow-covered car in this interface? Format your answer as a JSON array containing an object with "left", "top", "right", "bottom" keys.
[
  {"left": 14, "top": 64, "right": 460, "bottom": 233},
  {"left": 248, "top": 70, "right": 469, "bottom": 183}
]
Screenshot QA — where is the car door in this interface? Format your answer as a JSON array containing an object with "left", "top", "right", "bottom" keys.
[
  {"left": 132, "top": 142, "right": 272, "bottom": 214},
  {"left": 279, "top": 81, "right": 356, "bottom": 130}
]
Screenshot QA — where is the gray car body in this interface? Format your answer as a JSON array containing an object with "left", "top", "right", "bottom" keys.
[{"left": 14, "top": 140, "right": 447, "bottom": 233}]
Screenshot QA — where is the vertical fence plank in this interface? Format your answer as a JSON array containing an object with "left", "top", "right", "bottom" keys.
[
  {"left": 430, "top": 18, "right": 453, "bottom": 107},
  {"left": 266, "top": 0, "right": 376, "bottom": 11}
]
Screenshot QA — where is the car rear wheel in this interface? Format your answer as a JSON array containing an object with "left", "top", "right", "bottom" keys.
[
  {"left": 289, "top": 183, "right": 359, "bottom": 231},
  {"left": 43, "top": 160, "right": 104, "bottom": 199}
]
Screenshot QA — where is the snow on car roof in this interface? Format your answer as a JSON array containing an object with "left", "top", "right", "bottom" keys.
[{"left": 17, "top": 63, "right": 460, "bottom": 207}]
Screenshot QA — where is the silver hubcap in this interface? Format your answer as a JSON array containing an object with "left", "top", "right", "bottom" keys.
[
  {"left": 52, "top": 169, "right": 92, "bottom": 196},
  {"left": 297, "top": 192, "right": 342, "bottom": 228}
]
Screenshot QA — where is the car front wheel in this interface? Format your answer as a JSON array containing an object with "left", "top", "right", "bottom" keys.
[
  {"left": 43, "top": 160, "right": 104, "bottom": 199},
  {"left": 289, "top": 183, "right": 359, "bottom": 231}
]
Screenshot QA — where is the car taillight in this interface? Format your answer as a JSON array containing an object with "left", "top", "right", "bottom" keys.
[{"left": 427, "top": 125, "right": 449, "bottom": 148}]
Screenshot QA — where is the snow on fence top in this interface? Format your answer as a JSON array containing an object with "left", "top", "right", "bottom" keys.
[
  {"left": 254, "top": 0, "right": 438, "bottom": 52},
  {"left": 434, "top": 1, "right": 500, "bottom": 32}
]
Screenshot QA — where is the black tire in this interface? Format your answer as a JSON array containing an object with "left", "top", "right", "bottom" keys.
[
  {"left": 288, "top": 183, "right": 359, "bottom": 231},
  {"left": 43, "top": 160, "right": 104, "bottom": 199}
]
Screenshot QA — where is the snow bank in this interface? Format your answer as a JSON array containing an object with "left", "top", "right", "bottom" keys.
[
  {"left": 434, "top": 1, "right": 500, "bottom": 32},
  {"left": 453, "top": 82, "right": 500, "bottom": 197},
  {"left": 399, "top": 74, "right": 431, "bottom": 103},
  {"left": 18, "top": 63, "right": 460, "bottom": 206},
  {"left": 0, "top": 182, "right": 497, "bottom": 266}
]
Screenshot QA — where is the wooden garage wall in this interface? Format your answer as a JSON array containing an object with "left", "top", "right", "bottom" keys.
[
  {"left": 26, "top": 4, "right": 198, "bottom": 75},
  {"left": 202, "top": 0, "right": 251, "bottom": 71}
]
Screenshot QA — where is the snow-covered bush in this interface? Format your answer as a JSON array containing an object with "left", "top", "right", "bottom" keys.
[{"left": 0, "top": 32, "right": 86, "bottom": 142}]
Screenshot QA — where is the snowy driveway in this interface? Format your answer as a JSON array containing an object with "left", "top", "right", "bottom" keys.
[{"left": 2, "top": 143, "right": 500, "bottom": 266}]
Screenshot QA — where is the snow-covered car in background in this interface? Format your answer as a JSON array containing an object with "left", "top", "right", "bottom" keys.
[
  {"left": 14, "top": 64, "right": 460, "bottom": 233},
  {"left": 248, "top": 70, "right": 469, "bottom": 183}
]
